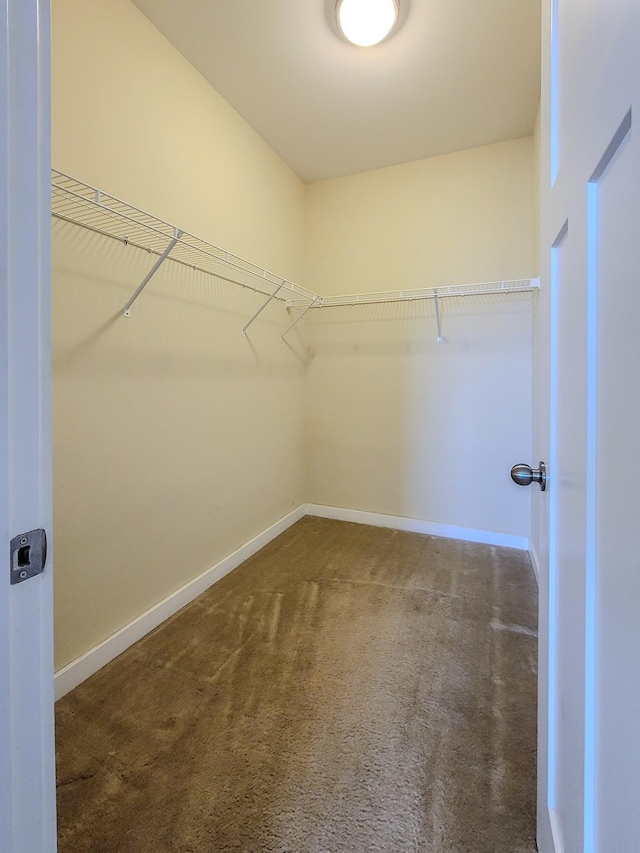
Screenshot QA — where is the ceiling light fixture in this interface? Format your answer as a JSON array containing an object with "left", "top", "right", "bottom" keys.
[{"left": 336, "top": 0, "right": 399, "bottom": 47}]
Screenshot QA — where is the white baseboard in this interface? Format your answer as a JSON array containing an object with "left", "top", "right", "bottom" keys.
[
  {"left": 54, "top": 504, "right": 307, "bottom": 700},
  {"left": 305, "top": 504, "right": 529, "bottom": 550},
  {"left": 56, "top": 502, "right": 529, "bottom": 699}
]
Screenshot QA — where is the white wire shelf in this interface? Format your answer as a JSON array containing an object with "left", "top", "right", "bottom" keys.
[
  {"left": 51, "top": 169, "right": 318, "bottom": 306},
  {"left": 291, "top": 279, "right": 539, "bottom": 309},
  {"left": 51, "top": 169, "right": 539, "bottom": 338}
]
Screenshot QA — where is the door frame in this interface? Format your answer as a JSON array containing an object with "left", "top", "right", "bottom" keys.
[
  {"left": 537, "top": 0, "right": 640, "bottom": 850},
  {"left": 0, "top": 0, "right": 56, "bottom": 850}
]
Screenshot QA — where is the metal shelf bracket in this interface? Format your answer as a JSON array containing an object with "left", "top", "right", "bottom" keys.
[
  {"left": 123, "top": 229, "right": 183, "bottom": 317},
  {"left": 242, "top": 280, "right": 285, "bottom": 336},
  {"left": 52, "top": 171, "right": 541, "bottom": 337},
  {"left": 123, "top": 228, "right": 183, "bottom": 317},
  {"left": 281, "top": 299, "right": 318, "bottom": 341},
  {"left": 434, "top": 291, "right": 443, "bottom": 342}
]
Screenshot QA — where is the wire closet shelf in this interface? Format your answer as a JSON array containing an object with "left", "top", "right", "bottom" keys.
[{"left": 51, "top": 169, "right": 539, "bottom": 337}]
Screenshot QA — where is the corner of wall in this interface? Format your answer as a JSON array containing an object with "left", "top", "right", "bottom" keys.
[{"left": 534, "top": 101, "right": 542, "bottom": 276}]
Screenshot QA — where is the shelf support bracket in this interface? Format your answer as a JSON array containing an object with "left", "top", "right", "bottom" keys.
[
  {"left": 123, "top": 229, "right": 183, "bottom": 317},
  {"left": 242, "top": 280, "right": 285, "bottom": 336},
  {"left": 281, "top": 299, "right": 316, "bottom": 341},
  {"left": 434, "top": 291, "right": 443, "bottom": 342}
]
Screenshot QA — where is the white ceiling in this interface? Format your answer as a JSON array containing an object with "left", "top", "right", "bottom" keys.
[{"left": 131, "top": 0, "right": 541, "bottom": 183}]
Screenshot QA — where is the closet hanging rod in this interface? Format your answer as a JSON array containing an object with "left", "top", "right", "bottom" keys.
[
  {"left": 51, "top": 170, "right": 539, "bottom": 321},
  {"left": 288, "top": 279, "right": 540, "bottom": 309},
  {"left": 51, "top": 208, "right": 290, "bottom": 303},
  {"left": 51, "top": 169, "right": 318, "bottom": 305}
]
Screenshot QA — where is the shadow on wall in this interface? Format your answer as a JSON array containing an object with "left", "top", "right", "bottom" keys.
[
  {"left": 52, "top": 220, "right": 307, "bottom": 670},
  {"left": 52, "top": 219, "right": 308, "bottom": 372},
  {"left": 303, "top": 294, "right": 533, "bottom": 537},
  {"left": 52, "top": 214, "right": 532, "bottom": 672}
]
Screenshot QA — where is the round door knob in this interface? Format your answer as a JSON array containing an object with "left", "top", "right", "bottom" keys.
[{"left": 511, "top": 462, "right": 547, "bottom": 491}]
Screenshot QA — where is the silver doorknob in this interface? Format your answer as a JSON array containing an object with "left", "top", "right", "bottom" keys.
[{"left": 511, "top": 461, "right": 547, "bottom": 491}]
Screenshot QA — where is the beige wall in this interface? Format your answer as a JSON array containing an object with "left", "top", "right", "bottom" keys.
[
  {"left": 53, "top": 0, "right": 537, "bottom": 670},
  {"left": 52, "top": 0, "right": 307, "bottom": 669},
  {"left": 304, "top": 138, "right": 536, "bottom": 295},
  {"left": 304, "top": 141, "right": 535, "bottom": 536},
  {"left": 53, "top": 0, "right": 305, "bottom": 281},
  {"left": 304, "top": 297, "right": 533, "bottom": 537}
]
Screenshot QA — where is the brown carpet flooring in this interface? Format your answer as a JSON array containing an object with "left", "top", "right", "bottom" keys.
[{"left": 56, "top": 517, "right": 538, "bottom": 852}]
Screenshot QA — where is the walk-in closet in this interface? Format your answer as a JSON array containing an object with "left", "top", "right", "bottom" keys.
[{"left": 49, "top": 0, "right": 540, "bottom": 849}]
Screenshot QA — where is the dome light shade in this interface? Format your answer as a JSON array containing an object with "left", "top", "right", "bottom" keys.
[{"left": 337, "top": 0, "right": 399, "bottom": 47}]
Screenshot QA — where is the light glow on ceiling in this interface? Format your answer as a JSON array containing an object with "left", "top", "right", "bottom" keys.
[{"left": 337, "top": 0, "right": 399, "bottom": 47}]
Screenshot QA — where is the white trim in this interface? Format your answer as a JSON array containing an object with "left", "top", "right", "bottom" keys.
[
  {"left": 529, "top": 543, "right": 541, "bottom": 587},
  {"left": 55, "top": 505, "right": 306, "bottom": 699},
  {"left": 305, "top": 504, "right": 529, "bottom": 550},
  {"left": 549, "top": 806, "right": 564, "bottom": 853},
  {"left": 1, "top": 0, "right": 56, "bottom": 849},
  {"left": 55, "top": 502, "right": 530, "bottom": 699}
]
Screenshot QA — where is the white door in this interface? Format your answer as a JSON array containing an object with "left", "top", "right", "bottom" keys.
[
  {"left": 0, "top": 0, "right": 56, "bottom": 851},
  {"left": 539, "top": 1, "right": 640, "bottom": 851}
]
